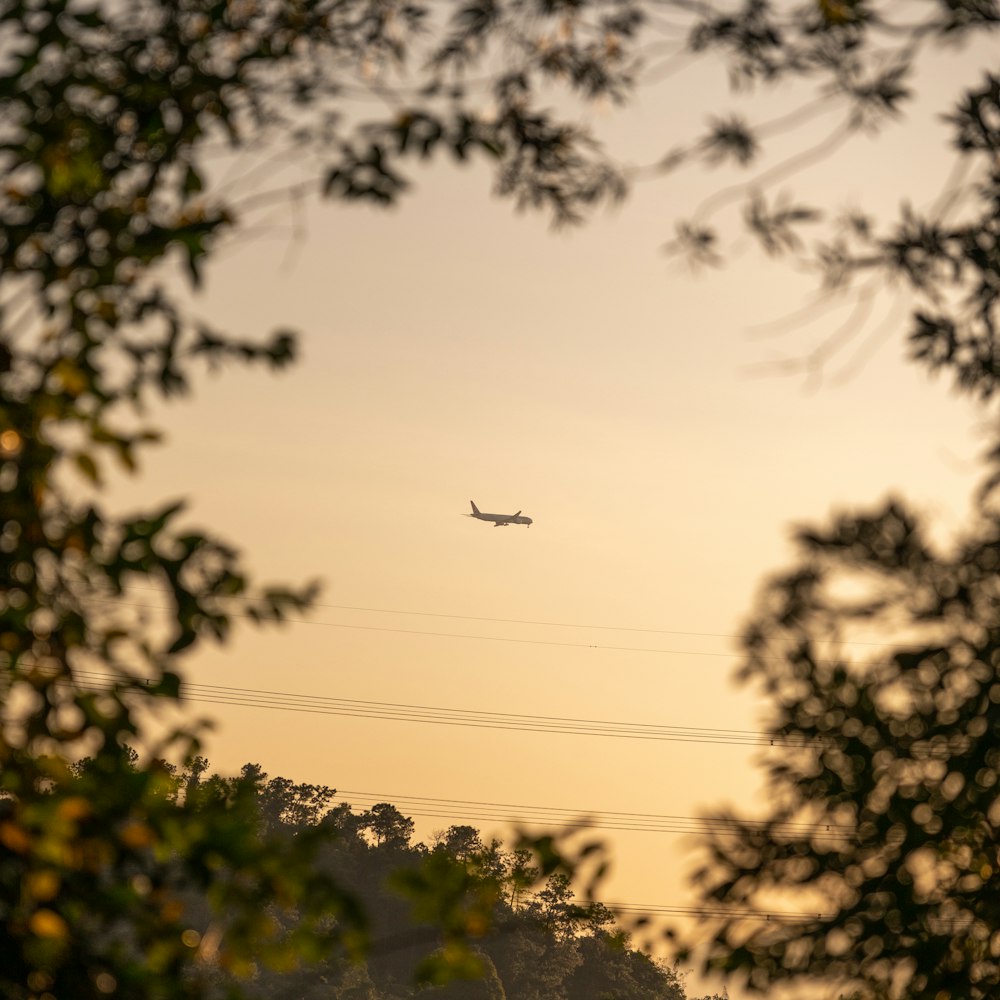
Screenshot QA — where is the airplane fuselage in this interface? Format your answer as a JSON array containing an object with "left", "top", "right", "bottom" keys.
[
  {"left": 469, "top": 501, "right": 532, "bottom": 527},
  {"left": 473, "top": 511, "right": 533, "bottom": 526}
]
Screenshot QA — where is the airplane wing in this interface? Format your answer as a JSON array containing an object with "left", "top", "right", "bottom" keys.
[{"left": 512, "top": 511, "right": 521, "bottom": 518}]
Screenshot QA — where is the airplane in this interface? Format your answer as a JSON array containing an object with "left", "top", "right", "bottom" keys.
[{"left": 468, "top": 500, "right": 533, "bottom": 527}]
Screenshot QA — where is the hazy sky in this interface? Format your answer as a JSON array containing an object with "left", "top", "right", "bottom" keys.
[{"left": 106, "top": 32, "right": 992, "bottom": 999}]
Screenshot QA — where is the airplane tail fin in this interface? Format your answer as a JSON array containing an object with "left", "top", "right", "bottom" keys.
[{"left": 470, "top": 501, "right": 480, "bottom": 515}]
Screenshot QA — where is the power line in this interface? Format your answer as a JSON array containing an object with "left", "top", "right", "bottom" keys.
[
  {"left": 67, "top": 668, "right": 820, "bottom": 748},
  {"left": 333, "top": 789, "right": 853, "bottom": 840},
  {"left": 19, "top": 669, "right": 959, "bottom": 759},
  {"left": 600, "top": 902, "right": 833, "bottom": 923},
  {"left": 98, "top": 600, "right": 742, "bottom": 659},
  {"left": 122, "top": 586, "right": 745, "bottom": 640},
  {"left": 593, "top": 902, "right": 982, "bottom": 934},
  {"left": 322, "top": 604, "right": 749, "bottom": 638},
  {"left": 94, "top": 598, "right": 896, "bottom": 662},
  {"left": 122, "top": 587, "right": 897, "bottom": 648},
  {"left": 337, "top": 789, "right": 951, "bottom": 929},
  {"left": 302, "top": 605, "right": 895, "bottom": 649}
]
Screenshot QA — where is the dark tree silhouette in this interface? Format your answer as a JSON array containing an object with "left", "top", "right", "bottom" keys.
[
  {"left": 667, "top": 6, "right": 1000, "bottom": 997},
  {"left": 685, "top": 493, "right": 1000, "bottom": 998}
]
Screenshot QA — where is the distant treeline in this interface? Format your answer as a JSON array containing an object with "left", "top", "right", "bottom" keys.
[{"left": 68, "top": 756, "right": 723, "bottom": 1000}]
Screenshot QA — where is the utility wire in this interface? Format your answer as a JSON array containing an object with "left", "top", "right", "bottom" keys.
[
  {"left": 305, "top": 603, "right": 747, "bottom": 640},
  {"left": 97, "top": 599, "right": 743, "bottom": 659},
  {"left": 601, "top": 902, "right": 834, "bottom": 923},
  {"left": 333, "top": 789, "right": 854, "bottom": 841},
  {"left": 594, "top": 901, "right": 985, "bottom": 933},
  {"left": 122, "top": 587, "right": 898, "bottom": 648},
  {"left": 96, "top": 598, "right": 897, "bottom": 662},
  {"left": 68, "top": 668, "right": 812, "bottom": 748},
  {"left": 23, "top": 668, "right": 960, "bottom": 759},
  {"left": 292, "top": 604, "right": 896, "bottom": 649}
]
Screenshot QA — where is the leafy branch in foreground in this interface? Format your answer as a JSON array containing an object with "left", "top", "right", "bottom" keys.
[
  {"left": 0, "top": 0, "right": 638, "bottom": 994},
  {"left": 684, "top": 497, "right": 1000, "bottom": 999},
  {"left": 656, "top": 2, "right": 999, "bottom": 388}
]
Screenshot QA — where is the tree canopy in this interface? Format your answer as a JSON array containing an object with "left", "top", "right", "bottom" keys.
[{"left": 204, "top": 768, "right": 719, "bottom": 1000}]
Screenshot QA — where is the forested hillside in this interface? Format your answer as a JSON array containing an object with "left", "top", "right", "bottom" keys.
[{"left": 69, "top": 757, "right": 721, "bottom": 1000}]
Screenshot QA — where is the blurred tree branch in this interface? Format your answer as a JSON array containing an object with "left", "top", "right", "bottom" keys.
[{"left": 4, "top": 1, "right": 1000, "bottom": 998}]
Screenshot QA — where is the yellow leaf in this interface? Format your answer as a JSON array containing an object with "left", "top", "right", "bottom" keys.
[
  {"left": 0, "top": 820, "right": 31, "bottom": 854},
  {"left": 56, "top": 797, "right": 91, "bottom": 823},
  {"left": 120, "top": 820, "right": 156, "bottom": 850},
  {"left": 0, "top": 429, "right": 21, "bottom": 455},
  {"left": 26, "top": 870, "right": 60, "bottom": 902},
  {"left": 29, "top": 908, "right": 69, "bottom": 940}
]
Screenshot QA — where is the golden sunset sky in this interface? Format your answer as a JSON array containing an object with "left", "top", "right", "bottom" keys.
[{"left": 105, "top": 30, "right": 992, "bottom": 999}]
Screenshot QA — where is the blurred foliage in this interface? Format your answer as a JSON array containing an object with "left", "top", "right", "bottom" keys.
[
  {"left": 5, "top": 0, "right": 1000, "bottom": 998},
  {"left": 655, "top": 1, "right": 1000, "bottom": 396},
  {"left": 663, "top": 5, "right": 1000, "bottom": 1000},
  {"left": 685, "top": 496, "right": 1000, "bottom": 998},
  {"left": 0, "top": 0, "right": 638, "bottom": 994}
]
